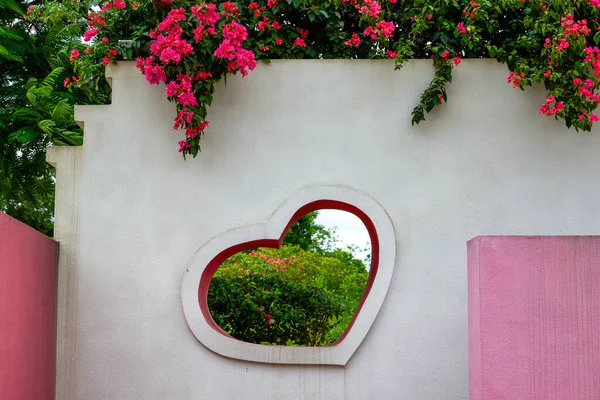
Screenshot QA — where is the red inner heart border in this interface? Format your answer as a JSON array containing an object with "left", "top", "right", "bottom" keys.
[
  {"left": 181, "top": 185, "right": 396, "bottom": 365},
  {"left": 198, "top": 199, "right": 379, "bottom": 346}
]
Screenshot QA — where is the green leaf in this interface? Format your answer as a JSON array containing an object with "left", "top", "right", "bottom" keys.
[
  {"left": 0, "top": 44, "right": 23, "bottom": 62},
  {"left": 0, "top": 27, "right": 24, "bottom": 41},
  {"left": 0, "top": 0, "right": 24, "bottom": 14},
  {"left": 38, "top": 119, "right": 57, "bottom": 136},
  {"left": 7, "top": 127, "right": 39, "bottom": 144},
  {"left": 41, "top": 68, "right": 64, "bottom": 90}
]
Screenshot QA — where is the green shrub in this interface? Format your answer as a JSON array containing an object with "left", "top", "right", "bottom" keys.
[{"left": 208, "top": 244, "right": 368, "bottom": 346}]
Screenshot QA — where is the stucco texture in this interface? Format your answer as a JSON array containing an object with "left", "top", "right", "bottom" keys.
[
  {"left": 48, "top": 60, "right": 600, "bottom": 399},
  {"left": 0, "top": 213, "right": 58, "bottom": 400}
]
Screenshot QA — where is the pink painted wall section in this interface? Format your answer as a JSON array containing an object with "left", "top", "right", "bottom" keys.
[
  {"left": 0, "top": 213, "right": 58, "bottom": 400},
  {"left": 468, "top": 236, "right": 600, "bottom": 400}
]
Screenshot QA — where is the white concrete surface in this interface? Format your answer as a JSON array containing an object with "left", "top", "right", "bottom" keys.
[{"left": 49, "top": 59, "right": 600, "bottom": 399}]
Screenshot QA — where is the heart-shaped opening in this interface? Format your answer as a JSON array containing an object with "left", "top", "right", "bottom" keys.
[{"left": 198, "top": 200, "right": 379, "bottom": 347}]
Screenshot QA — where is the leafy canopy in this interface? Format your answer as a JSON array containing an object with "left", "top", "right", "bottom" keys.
[{"left": 208, "top": 211, "right": 370, "bottom": 346}]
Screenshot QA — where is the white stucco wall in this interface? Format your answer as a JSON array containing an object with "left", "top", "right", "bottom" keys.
[{"left": 48, "top": 59, "right": 600, "bottom": 399}]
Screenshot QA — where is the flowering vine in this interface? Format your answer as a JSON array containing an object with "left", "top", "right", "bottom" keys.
[{"left": 28, "top": 0, "right": 600, "bottom": 157}]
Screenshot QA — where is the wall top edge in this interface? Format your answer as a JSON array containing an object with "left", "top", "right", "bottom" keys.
[
  {"left": 46, "top": 146, "right": 80, "bottom": 167},
  {"left": 468, "top": 235, "right": 600, "bottom": 244},
  {"left": 0, "top": 212, "right": 58, "bottom": 242}
]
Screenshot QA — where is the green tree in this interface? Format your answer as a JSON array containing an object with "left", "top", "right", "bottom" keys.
[
  {"left": 209, "top": 217, "right": 369, "bottom": 346},
  {"left": 282, "top": 211, "right": 337, "bottom": 253},
  {"left": 0, "top": 0, "right": 85, "bottom": 236}
]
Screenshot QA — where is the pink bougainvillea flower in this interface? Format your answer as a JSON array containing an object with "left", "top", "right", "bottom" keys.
[
  {"left": 69, "top": 49, "right": 80, "bottom": 61},
  {"left": 363, "top": 26, "right": 378, "bottom": 40},
  {"left": 223, "top": 1, "right": 238, "bottom": 13},
  {"left": 376, "top": 20, "right": 395, "bottom": 37},
  {"left": 506, "top": 71, "right": 525, "bottom": 88},
  {"left": 222, "top": 21, "right": 248, "bottom": 43},
  {"left": 191, "top": 3, "right": 220, "bottom": 26},
  {"left": 83, "top": 28, "right": 98, "bottom": 42},
  {"left": 457, "top": 22, "right": 467, "bottom": 34},
  {"left": 136, "top": 56, "right": 168, "bottom": 85},
  {"left": 357, "top": 0, "right": 381, "bottom": 18},
  {"left": 294, "top": 37, "right": 306, "bottom": 47},
  {"left": 194, "top": 70, "right": 212, "bottom": 81},
  {"left": 178, "top": 140, "right": 191, "bottom": 152},
  {"left": 344, "top": 32, "right": 361, "bottom": 47}
]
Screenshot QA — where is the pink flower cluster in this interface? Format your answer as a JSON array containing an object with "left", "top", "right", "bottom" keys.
[
  {"left": 583, "top": 46, "right": 600, "bottom": 76},
  {"left": 539, "top": 95, "right": 565, "bottom": 116},
  {"left": 87, "top": 11, "right": 106, "bottom": 28},
  {"left": 573, "top": 77, "right": 600, "bottom": 104},
  {"left": 506, "top": 71, "right": 525, "bottom": 88},
  {"left": 165, "top": 74, "right": 198, "bottom": 107},
  {"left": 344, "top": 32, "right": 361, "bottom": 47},
  {"left": 178, "top": 141, "right": 191, "bottom": 152},
  {"left": 376, "top": 20, "right": 395, "bottom": 37},
  {"left": 136, "top": 56, "right": 168, "bottom": 85},
  {"left": 194, "top": 70, "right": 212, "bottom": 80},
  {"left": 294, "top": 37, "right": 306, "bottom": 47},
  {"left": 356, "top": 0, "right": 381, "bottom": 18},
  {"left": 102, "top": 48, "right": 118, "bottom": 66},
  {"left": 457, "top": 22, "right": 467, "bottom": 34},
  {"left": 362, "top": 21, "right": 394, "bottom": 40},
  {"left": 149, "top": 8, "right": 194, "bottom": 64},
  {"left": 364, "top": 26, "right": 377, "bottom": 40},
  {"left": 70, "top": 49, "right": 80, "bottom": 62},
  {"left": 221, "top": 20, "right": 247, "bottom": 42},
  {"left": 173, "top": 109, "right": 194, "bottom": 130},
  {"left": 214, "top": 21, "right": 256, "bottom": 76},
  {"left": 191, "top": 3, "right": 220, "bottom": 26},
  {"left": 544, "top": 37, "right": 569, "bottom": 51},
  {"left": 592, "top": 0, "right": 600, "bottom": 7},
  {"left": 248, "top": 250, "right": 300, "bottom": 272},
  {"left": 83, "top": 28, "right": 98, "bottom": 42},
  {"left": 223, "top": 1, "right": 239, "bottom": 14},
  {"left": 560, "top": 13, "right": 591, "bottom": 36},
  {"left": 101, "top": 0, "right": 126, "bottom": 10},
  {"left": 184, "top": 121, "right": 209, "bottom": 138},
  {"left": 63, "top": 75, "right": 81, "bottom": 88}
]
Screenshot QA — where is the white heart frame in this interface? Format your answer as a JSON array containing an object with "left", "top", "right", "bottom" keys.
[{"left": 181, "top": 185, "right": 396, "bottom": 365}]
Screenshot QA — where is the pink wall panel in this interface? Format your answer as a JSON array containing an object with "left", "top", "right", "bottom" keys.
[
  {"left": 468, "top": 236, "right": 600, "bottom": 400},
  {"left": 0, "top": 213, "right": 58, "bottom": 400}
]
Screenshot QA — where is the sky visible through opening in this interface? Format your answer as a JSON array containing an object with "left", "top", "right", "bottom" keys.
[{"left": 314, "top": 209, "right": 371, "bottom": 263}]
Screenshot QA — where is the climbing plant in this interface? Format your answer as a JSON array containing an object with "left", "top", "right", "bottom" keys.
[{"left": 29, "top": 0, "right": 600, "bottom": 157}]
